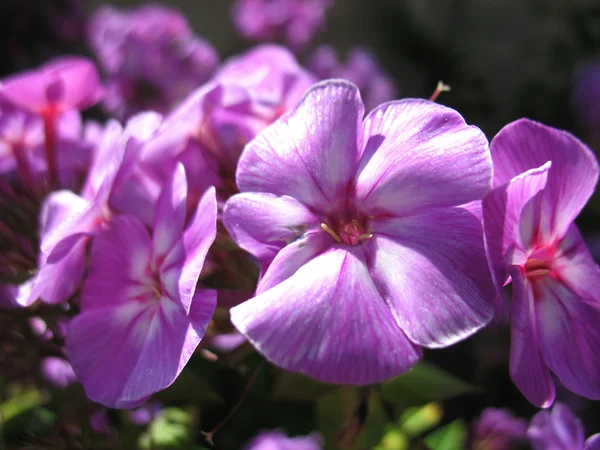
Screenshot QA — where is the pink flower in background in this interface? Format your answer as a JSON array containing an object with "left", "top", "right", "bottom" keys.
[
  {"left": 0, "top": 99, "right": 92, "bottom": 193},
  {"left": 528, "top": 403, "right": 600, "bottom": 450},
  {"left": 0, "top": 57, "right": 103, "bottom": 187},
  {"left": 144, "top": 45, "right": 315, "bottom": 201},
  {"left": 67, "top": 164, "right": 217, "bottom": 408},
  {"left": 224, "top": 80, "right": 494, "bottom": 384},
  {"left": 0, "top": 57, "right": 103, "bottom": 115},
  {"left": 88, "top": 4, "right": 219, "bottom": 120},
  {"left": 307, "top": 45, "right": 397, "bottom": 111},
  {"left": 245, "top": 430, "right": 323, "bottom": 450},
  {"left": 483, "top": 119, "right": 600, "bottom": 407},
  {"left": 41, "top": 356, "right": 76, "bottom": 388},
  {"left": 471, "top": 408, "right": 528, "bottom": 450},
  {"left": 232, "top": 0, "right": 331, "bottom": 49}
]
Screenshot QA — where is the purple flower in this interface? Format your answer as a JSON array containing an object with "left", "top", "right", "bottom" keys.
[
  {"left": 66, "top": 164, "right": 217, "bottom": 408},
  {"left": 471, "top": 408, "right": 528, "bottom": 450},
  {"left": 573, "top": 60, "right": 600, "bottom": 140},
  {"left": 146, "top": 45, "right": 315, "bottom": 198},
  {"left": 0, "top": 57, "right": 103, "bottom": 115},
  {"left": 0, "top": 99, "right": 92, "bottom": 193},
  {"left": 482, "top": 119, "right": 600, "bottom": 407},
  {"left": 26, "top": 113, "right": 163, "bottom": 306},
  {"left": 223, "top": 81, "right": 494, "bottom": 384},
  {"left": 244, "top": 430, "right": 323, "bottom": 450},
  {"left": 232, "top": 0, "right": 331, "bottom": 49},
  {"left": 307, "top": 45, "right": 397, "bottom": 111},
  {"left": 41, "top": 356, "right": 76, "bottom": 388},
  {"left": 0, "top": 57, "right": 103, "bottom": 186},
  {"left": 528, "top": 403, "right": 600, "bottom": 450},
  {"left": 89, "top": 4, "right": 219, "bottom": 120}
]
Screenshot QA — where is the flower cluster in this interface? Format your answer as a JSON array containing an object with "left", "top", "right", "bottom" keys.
[
  {"left": 88, "top": 4, "right": 220, "bottom": 120},
  {"left": 1, "top": 1, "right": 600, "bottom": 448}
]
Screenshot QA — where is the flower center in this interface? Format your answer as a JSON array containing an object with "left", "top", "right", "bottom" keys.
[
  {"left": 321, "top": 218, "right": 372, "bottom": 246},
  {"left": 524, "top": 245, "right": 555, "bottom": 280},
  {"left": 524, "top": 258, "right": 551, "bottom": 278}
]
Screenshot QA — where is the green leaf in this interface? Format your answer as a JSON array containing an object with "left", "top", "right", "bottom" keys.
[
  {"left": 380, "top": 362, "right": 479, "bottom": 406},
  {"left": 139, "top": 407, "right": 195, "bottom": 450},
  {"left": 0, "top": 388, "right": 44, "bottom": 423},
  {"left": 374, "top": 428, "right": 410, "bottom": 450},
  {"left": 272, "top": 371, "right": 335, "bottom": 403},
  {"left": 398, "top": 403, "right": 442, "bottom": 437},
  {"left": 424, "top": 420, "right": 467, "bottom": 450}
]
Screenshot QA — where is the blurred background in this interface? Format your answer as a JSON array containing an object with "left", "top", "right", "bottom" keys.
[{"left": 1, "top": 0, "right": 599, "bottom": 448}]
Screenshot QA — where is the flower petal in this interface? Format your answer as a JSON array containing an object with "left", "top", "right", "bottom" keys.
[
  {"left": 35, "top": 233, "right": 89, "bottom": 304},
  {"left": 483, "top": 162, "right": 551, "bottom": 298},
  {"left": 366, "top": 207, "right": 494, "bottom": 348},
  {"left": 153, "top": 163, "right": 187, "bottom": 261},
  {"left": 81, "top": 215, "right": 152, "bottom": 310},
  {"left": 490, "top": 119, "right": 599, "bottom": 240},
  {"left": 535, "top": 276, "right": 600, "bottom": 400},
  {"left": 39, "top": 190, "right": 89, "bottom": 239},
  {"left": 355, "top": 99, "right": 492, "bottom": 216},
  {"left": 508, "top": 266, "right": 555, "bottom": 407},
  {"left": 236, "top": 80, "right": 364, "bottom": 212},
  {"left": 231, "top": 246, "right": 421, "bottom": 385},
  {"left": 177, "top": 187, "right": 218, "bottom": 314},
  {"left": 67, "top": 290, "right": 216, "bottom": 408},
  {"left": 223, "top": 192, "right": 320, "bottom": 271},
  {"left": 585, "top": 434, "right": 600, "bottom": 450},
  {"left": 528, "top": 403, "right": 585, "bottom": 450},
  {"left": 553, "top": 224, "right": 600, "bottom": 303},
  {"left": 256, "top": 230, "right": 332, "bottom": 295}
]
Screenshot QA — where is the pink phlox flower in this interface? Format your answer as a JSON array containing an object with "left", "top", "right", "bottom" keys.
[
  {"left": 232, "top": 0, "right": 332, "bottom": 49},
  {"left": 143, "top": 45, "right": 315, "bottom": 200},
  {"left": 244, "top": 430, "right": 323, "bottom": 450},
  {"left": 23, "top": 113, "right": 163, "bottom": 306},
  {"left": 482, "top": 118, "right": 600, "bottom": 407},
  {"left": 307, "top": 45, "right": 397, "bottom": 111},
  {"left": 528, "top": 403, "right": 600, "bottom": 450},
  {"left": 0, "top": 99, "right": 92, "bottom": 193},
  {"left": 471, "top": 408, "right": 528, "bottom": 450},
  {"left": 88, "top": 4, "right": 219, "bottom": 120},
  {"left": 66, "top": 163, "right": 217, "bottom": 408},
  {"left": 224, "top": 80, "right": 495, "bottom": 384}
]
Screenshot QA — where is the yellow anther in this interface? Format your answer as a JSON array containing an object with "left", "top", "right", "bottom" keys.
[
  {"left": 321, "top": 223, "right": 342, "bottom": 242},
  {"left": 357, "top": 233, "right": 373, "bottom": 242}
]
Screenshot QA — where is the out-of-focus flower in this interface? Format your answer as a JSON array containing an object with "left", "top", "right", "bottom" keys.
[
  {"left": 88, "top": 4, "right": 219, "bottom": 120},
  {"left": 66, "top": 165, "right": 217, "bottom": 408},
  {"left": 483, "top": 119, "right": 600, "bottom": 407},
  {"left": 244, "top": 430, "right": 323, "bottom": 450},
  {"left": 41, "top": 356, "right": 76, "bottom": 388},
  {"left": 471, "top": 408, "right": 528, "bottom": 450},
  {"left": 232, "top": 0, "right": 331, "bottom": 49},
  {"left": 0, "top": 57, "right": 103, "bottom": 116},
  {"left": 573, "top": 60, "right": 600, "bottom": 143},
  {"left": 0, "top": 57, "right": 103, "bottom": 187},
  {"left": 0, "top": 100, "right": 93, "bottom": 194},
  {"left": 129, "top": 401, "right": 163, "bottom": 426},
  {"left": 307, "top": 45, "right": 397, "bottom": 111},
  {"left": 146, "top": 45, "right": 315, "bottom": 201},
  {"left": 528, "top": 403, "right": 600, "bottom": 450},
  {"left": 224, "top": 80, "right": 494, "bottom": 384}
]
